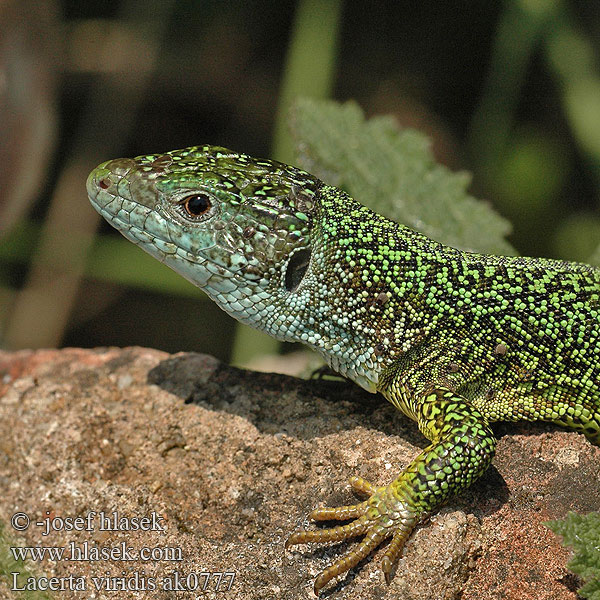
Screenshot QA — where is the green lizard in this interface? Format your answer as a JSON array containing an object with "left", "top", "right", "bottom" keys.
[{"left": 87, "top": 145, "right": 600, "bottom": 595}]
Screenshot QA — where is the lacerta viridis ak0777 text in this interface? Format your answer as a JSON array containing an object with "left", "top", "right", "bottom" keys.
[{"left": 87, "top": 145, "right": 600, "bottom": 595}]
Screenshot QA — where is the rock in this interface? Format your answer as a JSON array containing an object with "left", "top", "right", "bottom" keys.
[{"left": 0, "top": 347, "right": 597, "bottom": 599}]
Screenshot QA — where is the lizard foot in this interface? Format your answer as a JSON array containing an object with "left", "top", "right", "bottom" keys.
[{"left": 285, "top": 475, "right": 419, "bottom": 595}]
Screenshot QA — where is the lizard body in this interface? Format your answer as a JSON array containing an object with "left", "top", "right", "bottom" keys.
[{"left": 87, "top": 145, "right": 600, "bottom": 594}]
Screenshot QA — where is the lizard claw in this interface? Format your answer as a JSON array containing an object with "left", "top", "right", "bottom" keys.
[{"left": 286, "top": 476, "right": 418, "bottom": 595}]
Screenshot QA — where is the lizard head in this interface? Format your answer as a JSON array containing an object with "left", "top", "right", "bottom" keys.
[{"left": 87, "top": 145, "right": 320, "bottom": 336}]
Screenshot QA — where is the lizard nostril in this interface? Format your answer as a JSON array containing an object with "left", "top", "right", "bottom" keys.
[{"left": 98, "top": 178, "right": 111, "bottom": 189}]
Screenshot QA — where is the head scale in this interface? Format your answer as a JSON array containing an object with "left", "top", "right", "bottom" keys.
[{"left": 87, "top": 145, "right": 321, "bottom": 336}]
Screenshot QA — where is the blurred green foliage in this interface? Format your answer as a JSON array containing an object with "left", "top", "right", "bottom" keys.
[
  {"left": 589, "top": 241, "right": 600, "bottom": 268},
  {"left": 0, "top": 521, "right": 54, "bottom": 600},
  {"left": 547, "top": 512, "right": 600, "bottom": 599},
  {"left": 0, "top": 222, "right": 203, "bottom": 298}
]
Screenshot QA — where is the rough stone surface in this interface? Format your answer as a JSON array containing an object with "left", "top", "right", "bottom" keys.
[{"left": 0, "top": 347, "right": 598, "bottom": 599}]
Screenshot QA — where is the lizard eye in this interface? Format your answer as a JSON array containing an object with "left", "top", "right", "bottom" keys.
[{"left": 181, "top": 193, "right": 212, "bottom": 218}]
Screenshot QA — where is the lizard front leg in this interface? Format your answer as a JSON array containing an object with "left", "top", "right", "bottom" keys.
[{"left": 286, "top": 387, "right": 497, "bottom": 595}]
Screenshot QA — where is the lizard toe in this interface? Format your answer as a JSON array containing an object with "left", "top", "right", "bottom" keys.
[{"left": 286, "top": 477, "right": 419, "bottom": 594}]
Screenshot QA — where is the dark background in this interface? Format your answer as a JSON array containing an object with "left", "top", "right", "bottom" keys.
[{"left": 2, "top": 0, "right": 599, "bottom": 364}]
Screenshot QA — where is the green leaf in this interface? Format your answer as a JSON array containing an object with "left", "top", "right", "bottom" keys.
[
  {"left": 546, "top": 512, "right": 600, "bottom": 600},
  {"left": 291, "top": 98, "right": 516, "bottom": 255},
  {"left": 0, "top": 520, "right": 55, "bottom": 599}
]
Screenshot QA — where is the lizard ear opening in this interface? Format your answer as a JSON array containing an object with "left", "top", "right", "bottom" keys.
[{"left": 284, "top": 248, "right": 311, "bottom": 292}]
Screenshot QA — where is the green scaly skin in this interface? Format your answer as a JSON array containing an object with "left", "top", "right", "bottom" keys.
[{"left": 87, "top": 146, "right": 600, "bottom": 595}]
